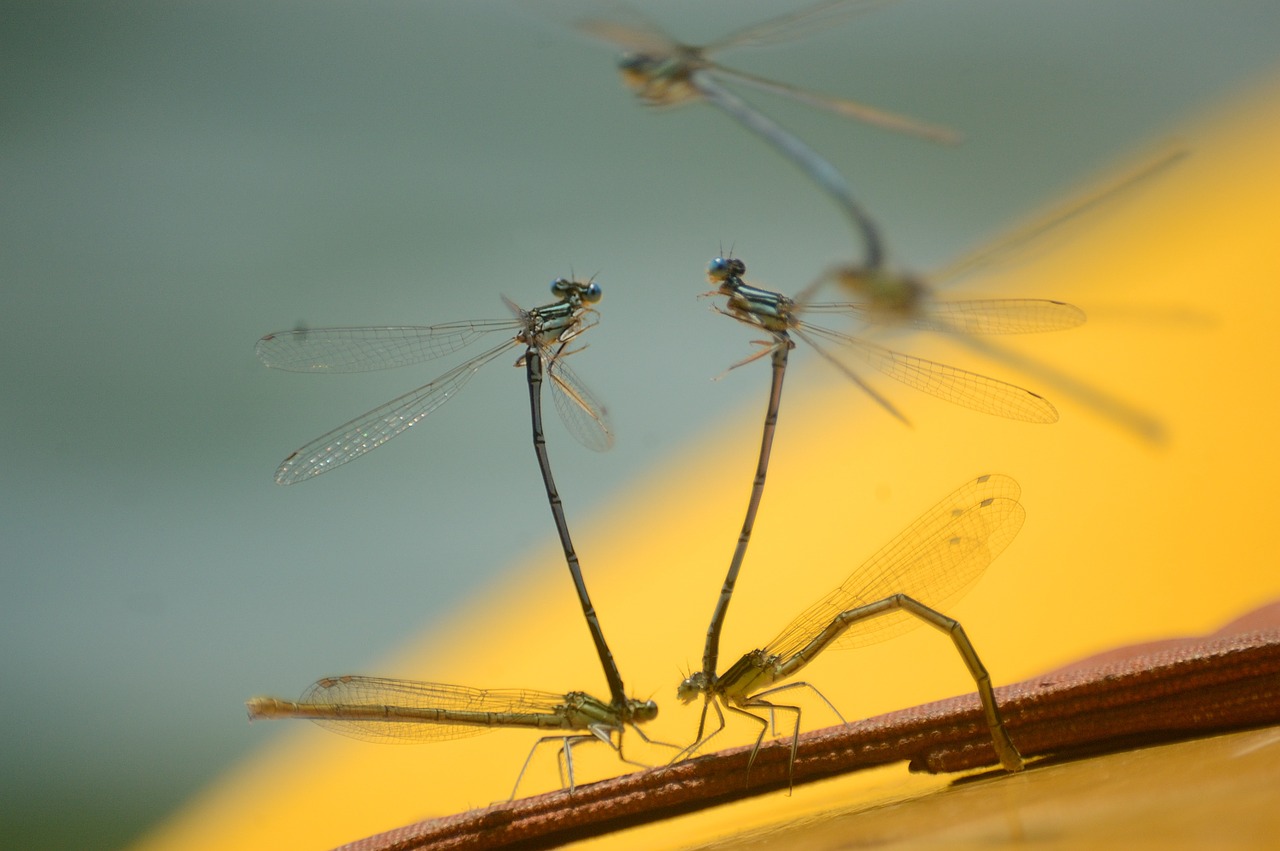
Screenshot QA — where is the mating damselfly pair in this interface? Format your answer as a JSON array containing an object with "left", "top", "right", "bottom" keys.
[
  {"left": 245, "top": 255, "right": 1042, "bottom": 794},
  {"left": 246, "top": 0, "right": 1175, "bottom": 803}
]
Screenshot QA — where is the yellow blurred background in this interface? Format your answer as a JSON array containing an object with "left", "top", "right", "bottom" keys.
[{"left": 134, "top": 71, "right": 1280, "bottom": 850}]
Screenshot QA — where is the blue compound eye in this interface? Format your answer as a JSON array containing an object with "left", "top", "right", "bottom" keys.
[
  {"left": 551, "top": 278, "right": 602, "bottom": 303},
  {"left": 618, "top": 53, "right": 653, "bottom": 74},
  {"left": 708, "top": 256, "right": 745, "bottom": 281}
]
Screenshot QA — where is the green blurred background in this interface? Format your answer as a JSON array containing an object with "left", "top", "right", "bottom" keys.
[{"left": 3, "top": 1, "right": 1278, "bottom": 848}]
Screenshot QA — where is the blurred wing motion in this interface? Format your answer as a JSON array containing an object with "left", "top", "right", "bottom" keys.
[
  {"left": 703, "top": 0, "right": 900, "bottom": 53},
  {"left": 578, "top": 12, "right": 676, "bottom": 58},
  {"left": 580, "top": 0, "right": 896, "bottom": 57},
  {"left": 805, "top": 298, "right": 1087, "bottom": 335},
  {"left": 793, "top": 324, "right": 1060, "bottom": 422},
  {"left": 931, "top": 146, "right": 1190, "bottom": 286},
  {"left": 579, "top": 1, "right": 958, "bottom": 144}
]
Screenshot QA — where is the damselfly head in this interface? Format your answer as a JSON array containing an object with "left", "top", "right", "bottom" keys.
[
  {"left": 618, "top": 52, "right": 697, "bottom": 106},
  {"left": 618, "top": 52, "right": 658, "bottom": 80},
  {"left": 629, "top": 698, "right": 659, "bottom": 722},
  {"left": 676, "top": 672, "right": 708, "bottom": 703},
  {"left": 550, "top": 277, "right": 603, "bottom": 305},
  {"left": 707, "top": 256, "right": 746, "bottom": 285}
]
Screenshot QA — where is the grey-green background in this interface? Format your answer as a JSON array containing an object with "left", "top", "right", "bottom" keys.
[{"left": 3, "top": 1, "right": 1277, "bottom": 848}]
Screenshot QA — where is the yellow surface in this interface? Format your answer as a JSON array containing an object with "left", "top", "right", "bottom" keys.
[
  {"left": 134, "top": 77, "right": 1280, "bottom": 851},
  {"left": 693, "top": 728, "right": 1280, "bottom": 850}
]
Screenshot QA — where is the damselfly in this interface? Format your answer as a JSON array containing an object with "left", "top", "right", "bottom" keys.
[
  {"left": 693, "top": 256, "right": 1066, "bottom": 734},
  {"left": 805, "top": 148, "right": 1189, "bottom": 441},
  {"left": 581, "top": 0, "right": 957, "bottom": 267},
  {"left": 679, "top": 474, "right": 1026, "bottom": 784},
  {"left": 258, "top": 279, "right": 635, "bottom": 713},
  {"left": 248, "top": 675, "right": 659, "bottom": 797},
  {"left": 256, "top": 278, "right": 612, "bottom": 484},
  {"left": 709, "top": 255, "right": 1074, "bottom": 426}
]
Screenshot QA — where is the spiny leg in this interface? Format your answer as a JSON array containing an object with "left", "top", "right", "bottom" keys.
[
  {"left": 672, "top": 696, "right": 729, "bottom": 764},
  {"left": 627, "top": 722, "right": 684, "bottom": 759},
  {"left": 741, "top": 680, "right": 850, "bottom": 792},
  {"left": 592, "top": 724, "right": 650, "bottom": 772},
  {"left": 749, "top": 679, "right": 849, "bottom": 728},
  {"left": 725, "top": 701, "right": 775, "bottom": 782},
  {"left": 512, "top": 733, "right": 594, "bottom": 800}
]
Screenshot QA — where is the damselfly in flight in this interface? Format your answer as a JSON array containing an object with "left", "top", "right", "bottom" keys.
[
  {"left": 804, "top": 148, "right": 1189, "bottom": 441},
  {"left": 582, "top": 0, "right": 958, "bottom": 268},
  {"left": 693, "top": 256, "right": 1070, "bottom": 723}
]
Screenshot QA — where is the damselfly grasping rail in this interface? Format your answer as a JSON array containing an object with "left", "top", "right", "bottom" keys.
[
  {"left": 679, "top": 474, "right": 1026, "bottom": 786},
  {"left": 258, "top": 278, "right": 649, "bottom": 741},
  {"left": 247, "top": 675, "right": 659, "bottom": 798},
  {"left": 693, "top": 255, "right": 1076, "bottom": 712}
]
